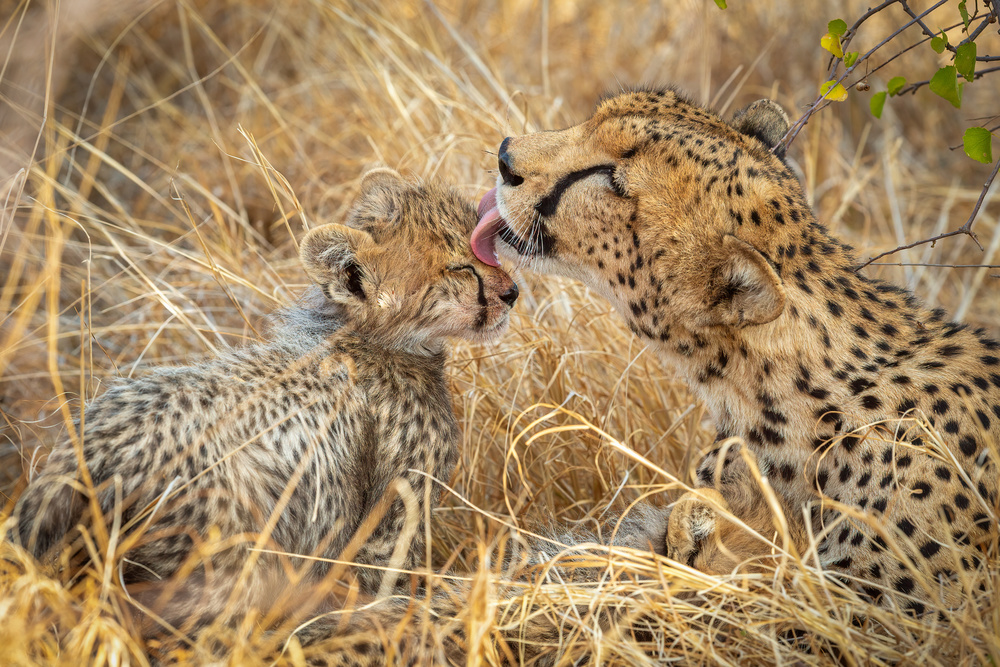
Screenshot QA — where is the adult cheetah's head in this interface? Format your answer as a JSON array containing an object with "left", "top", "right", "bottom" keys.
[
  {"left": 302, "top": 168, "right": 518, "bottom": 347},
  {"left": 471, "top": 89, "right": 796, "bottom": 333}
]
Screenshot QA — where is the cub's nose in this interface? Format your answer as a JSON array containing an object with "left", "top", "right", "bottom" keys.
[
  {"left": 498, "top": 137, "right": 524, "bottom": 187},
  {"left": 500, "top": 282, "right": 519, "bottom": 307}
]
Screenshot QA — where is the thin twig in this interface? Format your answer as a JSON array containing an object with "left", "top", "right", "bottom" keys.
[
  {"left": 959, "top": 156, "right": 1000, "bottom": 236},
  {"left": 870, "top": 263, "right": 1000, "bottom": 268},
  {"left": 964, "top": 11, "right": 995, "bottom": 44},
  {"left": 826, "top": 0, "right": 901, "bottom": 80},
  {"left": 857, "top": 158, "right": 999, "bottom": 270},
  {"left": 900, "top": 0, "right": 1000, "bottom": 60},
  {"left": 899, "top": 64, "right": 1000, "bottom": 97},
  {"left": 857, "top": 229, "right": 973, "bottom": 270}
]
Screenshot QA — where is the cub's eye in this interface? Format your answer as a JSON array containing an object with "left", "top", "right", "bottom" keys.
[
  {"left": 446, "top": 264, "right": 484, "bottom": 291},
  {"left": 446, "top": 264, "right": 477, "bottom": 276}
]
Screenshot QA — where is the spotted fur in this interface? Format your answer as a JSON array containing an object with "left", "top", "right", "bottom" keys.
[{"left": 483, "top": 88, "right": 998, "bottom": 613}]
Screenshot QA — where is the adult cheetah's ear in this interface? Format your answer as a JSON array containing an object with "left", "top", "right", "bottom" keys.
[
  {"left": 300, "top": 223, "right": 377, "bottom": 303},
  {"left": 705, "top": 235, "right": 786, "bottom": 328},
  {"left": 730, "top": 99, "right": 790, "bottom": 159}
]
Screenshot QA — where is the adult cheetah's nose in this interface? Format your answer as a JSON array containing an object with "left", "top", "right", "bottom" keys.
[
  {"left": 500, "top": 282, "right": 519, "bottom": 307},
  {"left": 498, "top": 137, "right": 524, "bottom": 187}
]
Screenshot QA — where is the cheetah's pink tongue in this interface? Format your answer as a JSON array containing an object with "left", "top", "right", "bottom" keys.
[{"left": 471, "top": 187, "right": 503, "bottom": 267}]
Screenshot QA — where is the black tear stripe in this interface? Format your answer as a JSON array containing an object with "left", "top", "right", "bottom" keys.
[
  {"left": 499, "top": 222, "right": 558, "bottom": 258},
  {"left": 473, "top": 269, "right": 489, "bottom": 327},
  {"left": 473, "top": 271, "right": 487, "bottom": 307},
  {"left": 449, "top": 264, "right": 487, "bottom": 307},
  {"left": 535, "top": 165, "right": 616, "bottom": 217},
  {"left": 451, "top": 264, "right": 490, "bottom": 328}
]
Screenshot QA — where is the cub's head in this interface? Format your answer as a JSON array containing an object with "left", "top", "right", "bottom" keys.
[
  {"left": 472, "top": 89, "right": 801, "bottom": 335},
  {"left": 301, "top": 168, "right": 518, "bottom": 347}
]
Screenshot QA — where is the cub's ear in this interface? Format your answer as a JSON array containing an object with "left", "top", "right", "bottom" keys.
[
  {"left": 730, "top": 99, "right": 790, "bottom": 159},
  {"left": 705, "top": 235, "right": 785, "bottom": 327},
  {"left": 300, "top": 223, "right": 377, "bottom": 303},
  {"left": 359, "top": 166, "right": 405, "bottom": 197},
  {"left": 354, "top": 166, "right": 407, "bottom": 220}
]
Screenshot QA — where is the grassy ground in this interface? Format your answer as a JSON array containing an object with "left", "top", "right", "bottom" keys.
[{"left": 1, "top": 0, "right": 998, "bottom": 664}]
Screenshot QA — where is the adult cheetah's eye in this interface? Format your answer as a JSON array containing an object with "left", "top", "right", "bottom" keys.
[
  {"left": 596, "top": 166, "right": 628, "bottom": 198},
  {"left": 536, "top": 164, "right": 627, "bottom": 217}
]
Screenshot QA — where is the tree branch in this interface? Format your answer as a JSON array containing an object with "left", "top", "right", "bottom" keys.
[
  {"left": 869, "top": 262, "right": 1000, "bottom": 268},
  {"left": 899, "top": 0, "right": 997, "bottom": 57},
  {"left": 826, "top": 0, "right": 901, "bottom": 80},
  {"left": 856, "top": 158, "right": 1000, "bottom": 270},
  {"left": 772, "top": 1, "right": 1000, "bottom": 274},
  {"left": 898, "top": 64, "right": 1000, "bottom": 96}
]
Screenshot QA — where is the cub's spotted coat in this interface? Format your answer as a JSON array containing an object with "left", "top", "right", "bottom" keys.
[
  {"left": 471, "top": 88, "right": 998, "bottom": 613},
  {"left": 14, "top": 168, "right": 518, "bottom": 636}
]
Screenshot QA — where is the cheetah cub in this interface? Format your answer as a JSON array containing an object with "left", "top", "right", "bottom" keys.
[{"left": 13, "top": 168, "right": 518, "bottom": 618}]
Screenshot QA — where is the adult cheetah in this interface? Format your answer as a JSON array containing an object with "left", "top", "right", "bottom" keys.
[
  {"left": 13, "top": 168, "right": 519, "bottom": 633},
  {"left": 470, "top": 88, "right": 998, "bottom": 614}
]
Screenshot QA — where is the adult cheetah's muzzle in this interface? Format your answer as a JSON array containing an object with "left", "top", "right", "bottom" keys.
[{"left": 497, "top": 136, "right": 523, "bottom": 187}]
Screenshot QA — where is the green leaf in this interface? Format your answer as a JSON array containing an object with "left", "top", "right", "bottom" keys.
[
  {"left": 820, "top": 79, "right": 849, "bottom": 102},
  {"left": 963, "top": 127, "right": 993, "bottom": 164},
  {"left": 931, "top": 30, "right": 949, "bottom": 53},
  {"left": 713, "top": 0, "right": 727, "bottom": 8},
  {"left": 870, "top": 91, "right": 887, "bottom": 119},
  {"left": 844, "top": 51, "right": 859, "bottom": 68},
  {"left": 821, "top": 33, "right": 844, "bottom": 58},
  {"left": 887, "top": 76, "right": 907, "bottom": 96},
  {"left": 929, "top": 66, "right": 962, "bottom": 108},
  {"left": 955, "top": 42, "right": 977, "bottom": 81},
  {"left": 828, "top": 19, "right": 848, "bottom": 36},
  {"left": 959, "top": 0, "right": 970, "bottom": 31}
]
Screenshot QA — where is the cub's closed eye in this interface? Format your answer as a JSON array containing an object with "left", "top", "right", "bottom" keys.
[{"left": 446, "top": 264, "right": 478, "bottom": 276}]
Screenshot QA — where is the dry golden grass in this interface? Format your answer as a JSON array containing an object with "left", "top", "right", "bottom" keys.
[{"left": 1, "top": 0, "right": 998, "bottom": 664}]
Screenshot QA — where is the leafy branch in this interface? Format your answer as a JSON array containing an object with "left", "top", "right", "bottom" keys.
[{"left": 756, "top": 0, "right": 999, "bottom": 267}]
